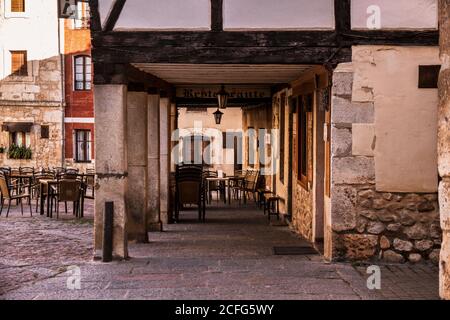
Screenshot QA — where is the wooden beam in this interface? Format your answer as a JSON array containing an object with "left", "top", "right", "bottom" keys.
[
  {"left": 92, "top": 29, "right": 438, "bottom": 50},
  {"left": 211, "top": 0, "right": 223, "bottom": 32},
  {"left": 88, "top": 0, "right": 102, "bottom": 32},
  {"left": 93, "top": 62, "right": 172, "bottom": 91},
  {"left": 92, "top": 46, "right": 352, "bottom": 65},
  {"left": 103, "top": 0, "right": 126, "bottom": 32},
  {"left": 335, "top": 0, "right": 351, "bottom": 34}
]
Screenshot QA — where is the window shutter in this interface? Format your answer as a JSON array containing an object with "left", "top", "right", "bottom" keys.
[
  {"left": 41, "top": 126, "right": 50, "bottom": 139},
  {"left": 11, "top": 51, "right": 27, "bottom": 76},
  {"left": 11, "top": 0, "right": 25, "bottom": 12}
]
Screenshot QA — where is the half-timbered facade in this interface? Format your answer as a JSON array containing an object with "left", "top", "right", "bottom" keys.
[{"left": 88, "top": 0, "right": 450, "bottom": 299}]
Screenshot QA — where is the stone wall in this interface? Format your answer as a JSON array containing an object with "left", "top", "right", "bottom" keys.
[
  {"left": 438, "top": 0, "right": 450, "bottom": 300},
  {"left": 0, "top": 105, "right": 63, "bottom": 168},
  {"left": 0, "top": 54, "right": 64, "bottom": 169},
  {"left": 331, "top": 62, "right": 442, "bottom": 263}
]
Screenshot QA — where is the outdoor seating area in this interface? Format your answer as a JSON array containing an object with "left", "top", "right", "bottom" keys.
[
  {"left": 0, "top": 166, "right": 95, "bottom": 219},
  {"left": 174, "top": 165, "right": 263, "bottom": 222}
]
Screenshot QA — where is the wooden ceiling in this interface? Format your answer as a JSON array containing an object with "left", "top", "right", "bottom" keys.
[{"left": 132, "top": 64, "right": 314, "bottom": 84}]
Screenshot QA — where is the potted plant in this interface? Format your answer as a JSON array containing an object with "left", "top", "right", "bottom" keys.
[{"left": 8, "top": 144, "right": 32, "bottom": 160}]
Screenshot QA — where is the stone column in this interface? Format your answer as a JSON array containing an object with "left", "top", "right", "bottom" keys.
[
  {"left": 147, "top": 92, "right": 162, "bottom": 231},
  {"left": 94, "top": 85, "right": 128, "bottom": 259},
  {"left": 160, "top": 97, "right": 171, "bottom": 224},
  {"left": 439, "top": 0, "right": 450, "bottom": 300},
  {"left": 126, "top": 90, "right": 148, "bottom": 242}
]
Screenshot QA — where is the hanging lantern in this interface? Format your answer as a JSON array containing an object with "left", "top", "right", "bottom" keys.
[
  {"left": 213, "top": 108, "right": 224, "bottom": 125},
  {"left": 217, "top": 85, "right": 229, "bottom": 109}
]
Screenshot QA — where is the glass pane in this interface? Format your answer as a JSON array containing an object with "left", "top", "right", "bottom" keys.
[
  {"left": 85, "top": 82, "right": 91, "bottom": 90},
  {"left": 75, "top": 65, "right": 83, "bottom": 73},
  {"left": 75, "top": 82, "right": 84, "bottom": 90},
  {"left": 75, "top": 73, "right": 84, "bottom": 81},
  {"left": 224, "top": 0, "right": 335, "bottom": 30},
  {"left": 85, "top": 73, "right": 91, "bottom": 81},
  {"left": 75, "top": 57, "right": 84, "bottom": 65}
]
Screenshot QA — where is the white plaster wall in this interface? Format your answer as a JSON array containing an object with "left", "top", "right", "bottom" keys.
[
  {"left": 351, "top": 0, "right": 438, "bottom": 30},
  {"left": 352, "top": 46, "right": 440, "bottom": 193},
  {"left": 0, "top": 0, "right": 60, "bottom": 80},
  {"left": 114, "top": 0, "right": 211, "bottom": 30},
  {"left": 223, "top": 0, "right": 334, "bottom": 30},
  {"left": 178, "top": 107, "right": 243, "bottom": 176}
]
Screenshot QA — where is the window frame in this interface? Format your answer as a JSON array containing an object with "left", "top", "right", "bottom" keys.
[
  {"left": 10, "top": 131, "right": 30, "bottom": 148},
  {"left": 10, "top": 50, "right": 28, "bottom": 77},
  {"left": 73, "top": 0, "right": 91, "bottom": 29},
  {"left": 4, "top": 0, "right": 29, "bottom": 18},
  {"left": 73, "top": 55, "right": 92, "bottom": 91},
  {"left": 297, "top": 95, "right": 310, "bottom": 189},
  {"left": 74, "top": 129, "right": 92, "bottom": 163}
]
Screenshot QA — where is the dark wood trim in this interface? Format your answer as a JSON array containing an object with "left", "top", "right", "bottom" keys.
[
  {"left": 211, "top": 0, "right": 223, "bottom": 32},
  {"left": 103, "top": 0, "right": 126, "bottom": 32},
  {"left": 92, "top": 46, "right": 352, "bottom": 65},
  {"left": 88, "top": 0, "right": 102, "bottom": 32},
  {"left": 335, "top": 0, "right": 351, "bottom": 35}
]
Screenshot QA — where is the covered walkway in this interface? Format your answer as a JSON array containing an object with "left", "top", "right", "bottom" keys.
[{"left": 1, "top": 201, "right": 439, "bottom": 300}]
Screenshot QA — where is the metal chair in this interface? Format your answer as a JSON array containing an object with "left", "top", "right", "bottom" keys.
[{"left": 54, "top": 180, "right": 82, "bottom": 219}]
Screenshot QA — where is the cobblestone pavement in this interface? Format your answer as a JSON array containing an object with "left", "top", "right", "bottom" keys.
[
  {"left": 0, "top": 200, "right": 94, "bottom": 295},
  {"left": 0, "top": 201, "right": 440, "bottom": 300}
]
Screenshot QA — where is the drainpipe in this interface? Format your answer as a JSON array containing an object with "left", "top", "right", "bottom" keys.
[{"left": 57, "top": 9, "right": 66, "bottom": 167}]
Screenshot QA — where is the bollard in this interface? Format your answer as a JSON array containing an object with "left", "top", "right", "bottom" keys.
[{"left": 102, "top": 202, "right": 114, "bottom": 262}]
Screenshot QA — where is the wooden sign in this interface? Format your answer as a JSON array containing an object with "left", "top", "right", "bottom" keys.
[{"left": 176, "top": 85, "right": 272, "bottom": 100}]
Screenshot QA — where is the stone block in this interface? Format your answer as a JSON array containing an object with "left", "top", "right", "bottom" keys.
[
  {"left": 393, "top": 239, "right": 414, "bottom": 252},
  {"left": 439, "top": 181, "right": 450, "bottom": 231},
  {"left": 383, "top": 250, "right": 405, "bottom": 263},
  {"left": 331, "top": 126, "right": 352, "bottom": 157},
  {"left": 332, "top": 67, "right": 354, "bottom": 96},
  {"left": 367, "top": 221, "right": 385, "bottom": 235},
  {"left": 331, "top": 96, "right": 374, "bottom": 124},
  {"left": 331, "top": 185, "right": 357, "bottom": 232},
  {"left": 380, "top": 236, "right": 391, "bottom": 250},
  {"left": 341, "top": 234, "right": 378, "bottom": 260},
  {"left": 352, "top": 124, "right": 375, "bottom": 157},
  {"left": 332, "top": 156, "right": 375, "bottom": 185},
  {"left": 415, "top": 240, "right": 434, "bottom": 252}
]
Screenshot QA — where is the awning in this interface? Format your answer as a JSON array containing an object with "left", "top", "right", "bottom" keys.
[{"left": 1, "top": 122, "right": 33, "bottom": 133}]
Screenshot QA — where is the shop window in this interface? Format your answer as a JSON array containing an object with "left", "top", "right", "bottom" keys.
[
  {"left": 297, "top": 95, "right": 310, "bottom": 188},
  {"left": 74, "top": 55, "right": 92, "bottom": 91},
  {"left": 75, "top": 130, "right": 91, "bottom": 163}
]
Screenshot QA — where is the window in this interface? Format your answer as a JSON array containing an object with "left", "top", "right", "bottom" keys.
[
  {"left": 74, "top": 0, "right": 90, "bottom": 29},
  {"left": 297, "top": 95, "right": 309, "bottom": 187},
  {"left": 41, "top": 125, "right": 49, "bottom": 139},
  {"left": 74, "top": 55, "right": 92, "bottom": 91},
  {"left": 11, "top": 51, "right": 27, "bottom": 76},
  {"left": 10, "top": 131, "right": 30, "bottom": 147},
  {"left": 75, "top": 130, "right": 91, "bottom": 162},
  {"left": 279, "top": 93, "right": 286, "bottom": 184},
  {"left": 11, "top": 0, "right": 25, "bottom": 12}
]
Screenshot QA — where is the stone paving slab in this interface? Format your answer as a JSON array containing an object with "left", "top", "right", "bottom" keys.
[{"left": 0, "top": 201, "right": 440, "bottom": 300}]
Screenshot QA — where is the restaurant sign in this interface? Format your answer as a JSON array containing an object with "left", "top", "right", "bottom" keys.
[{"left": 176, "top": 85, "right": 272, "bottom": 100}]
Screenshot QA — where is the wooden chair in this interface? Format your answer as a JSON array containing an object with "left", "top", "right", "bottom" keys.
[
  {"left": 0, "top": 173, "right": 32, "bottom": 217},
  {"left": 54, "top": 180, "right": 82, "bottom": 219},
  {"left": 175, "top": 165, "right": 206, "bottom": 222}
]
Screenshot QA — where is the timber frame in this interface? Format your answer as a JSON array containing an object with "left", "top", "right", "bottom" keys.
[{"left": 89, "top": 0, "right": 439, "bottom": 88}]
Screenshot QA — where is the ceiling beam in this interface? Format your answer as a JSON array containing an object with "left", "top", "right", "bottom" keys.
[{"left": 103, "top": 0, "right": 127, "bottom": 32}]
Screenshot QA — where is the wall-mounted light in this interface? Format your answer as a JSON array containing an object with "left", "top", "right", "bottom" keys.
[
  {"left": 213, "top": 108, "right": 224, "bottom": 125},
  {"left": 217, "top": 85, "right": 229, "bottom": 109}
]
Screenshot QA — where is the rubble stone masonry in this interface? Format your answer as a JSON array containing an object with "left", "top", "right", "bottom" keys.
[
  {"left": 331, "top": 63, "right": 442, "bottom": 264},
  {"left": 0, "top": 56, "right": 63, "bottom": 168}
]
